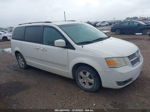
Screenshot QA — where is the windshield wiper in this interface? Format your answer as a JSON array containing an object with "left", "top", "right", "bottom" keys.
[
  {"left": 77, "top": 37, "right": 110, "bottom": 45},
  {"left": 77, "top": 41, "right": 94, "bottom": 45},
  {"left": 91, "top": 37, "right": 108, "bottom": 42}
]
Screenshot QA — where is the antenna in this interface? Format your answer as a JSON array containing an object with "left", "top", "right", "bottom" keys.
[{"left": 64, "top": 11, "right": 66, "bottom": 21}]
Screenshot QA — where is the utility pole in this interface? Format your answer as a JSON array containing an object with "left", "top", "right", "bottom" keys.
[{"left": 64, "top": 11, "right": 66, "bottom": 21}]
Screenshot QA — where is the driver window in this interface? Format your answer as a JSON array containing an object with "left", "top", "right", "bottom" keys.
[
  {"left": 134, "top": 22, "right": 139, "bottom": 26},
  {"left": 130, "top": 22, "right": 139, "bottom": 26},
  {"left": 43, "top": 27, "right": 64, "bottom": 46}
]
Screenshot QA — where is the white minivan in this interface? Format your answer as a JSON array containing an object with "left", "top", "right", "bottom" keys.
[{"left": 11, "top": 21, "right": 143, "bottom": 92}]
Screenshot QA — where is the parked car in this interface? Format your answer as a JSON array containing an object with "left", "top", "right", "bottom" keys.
[
  {"left": 145, "top": 21, "right": 150, "bottom": 25},
  {"left": 11, "top": 21, "right": 143, "bottom": 92},
  {"left": 0, "top": 31, "right": 12, "bottom": 41},
  {"left": 111, "top": 20, "right": 150, "bottom": 35},
  {"left": 0, "top": 32, "right": 3, "bottom": 40},
  {"left": 87, "top": 21, "right": 98, "bottom": 27},
  {"left": 96, "top": 21, "right": 110, "bottom": 27}
]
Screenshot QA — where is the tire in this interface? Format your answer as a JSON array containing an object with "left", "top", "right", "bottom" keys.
[
  {"left": 115, "top": 29, "right": 121, "bottom": 35},
  {"left": 142, "top": 29, "right": 148, "bottom": 35},
  {"left": 2, "top": 37, "right": 8, "bottom": 41},
  {"left": 16, "top": 53, "right": 28, "bottom": 69},
  {"left": 74, "top": 66, "right": 101, "bottom": 92}
]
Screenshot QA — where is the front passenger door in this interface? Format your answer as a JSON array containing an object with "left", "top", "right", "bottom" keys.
[
  {"left": 40, "top": 26, "right": 69, "bottom": 77},
  {"left": 120, "top": 21, "right": 130, "bottom": 34}
]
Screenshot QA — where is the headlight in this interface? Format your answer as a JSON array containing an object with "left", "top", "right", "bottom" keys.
[{"left": 105, "top": 57, "right": 127, "bottom": 68}]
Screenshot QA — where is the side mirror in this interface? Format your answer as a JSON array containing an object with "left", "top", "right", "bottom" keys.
[{"left": 54, "top": 39, "right": 66, "bottom": 47}]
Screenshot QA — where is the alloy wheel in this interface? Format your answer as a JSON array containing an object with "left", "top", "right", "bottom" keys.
[
  {"left": 78, "top": 70, "right": 95, "bottom": 89},
  {"left": 17, "top": 54, "right": 25, "bottom": 68}
]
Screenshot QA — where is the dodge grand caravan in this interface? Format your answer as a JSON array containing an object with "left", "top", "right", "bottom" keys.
[{"left": 11, "top": 21, "right": 143, "bottom": 92}]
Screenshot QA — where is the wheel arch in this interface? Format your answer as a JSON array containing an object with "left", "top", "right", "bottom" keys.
[
  {"left": 2, "top": 36, "right": 8, "bottom": 40},
  {"left": 115, "top": 28, "right": 122, "bottom": 33},
  {"left": 72, "top": 63, "right": 97, "bottom": 77},
  {"left": 141, "top": 28, "right": 149, "bottom": 35},
  {"left": 71, "top": 62, "right": 102, "bottom": 88},
  {"left": 12, "top": 46, "right": 22, "bottom": 56},
  {"left": 15, "top": 51, "right": 21, "bottom": 56},
  {"left": 13, "top": 47, "right": 23, "bottom": 57},
  {"left": 70, "top": 58, "right": 103, "bottom": 80}
]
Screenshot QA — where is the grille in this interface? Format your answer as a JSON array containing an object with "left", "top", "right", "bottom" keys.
[{"left": 128, "top": 51, "right": 140, "bottom": 66}]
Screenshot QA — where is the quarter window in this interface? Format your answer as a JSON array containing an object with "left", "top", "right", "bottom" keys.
[
  {"left": 13, "top": 27, "right": 25, "bottom": 40},
  {"left": 43, "top": 27, "right": 64, "bottom": 46},
  {"left": 25, "top": 26, "right": 43, "bottom": 43},
  {"left": 133, "top": 22, "right": 139, "bottom": 26}
]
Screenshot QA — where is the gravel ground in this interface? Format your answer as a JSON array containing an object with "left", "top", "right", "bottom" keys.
[{"left": 0, "top": 35, "right": 150, "bottom": 110}]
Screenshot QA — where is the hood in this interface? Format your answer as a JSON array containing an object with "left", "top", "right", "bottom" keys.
[{"left": 83, "top": 37, "right": 138, "bottom": 57}]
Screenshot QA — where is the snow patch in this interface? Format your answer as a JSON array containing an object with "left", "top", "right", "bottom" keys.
[
  {"left": 102, "top": 30, "right": 110, "bottom": 33},
  {"left": 3, "top": 48, "right": 12, "bottom": 54},
  {"left": 135, "top": 33, "right": 142, "bottom": 35}
]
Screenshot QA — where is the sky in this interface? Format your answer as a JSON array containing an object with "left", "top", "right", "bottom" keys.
[{"left": 0, "top": 0, "right": 150, "bottom": 27}]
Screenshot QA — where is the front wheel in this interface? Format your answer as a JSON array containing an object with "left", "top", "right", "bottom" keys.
[
  {"left": 2, "top": 37, "right": 8, "bottom": 41},
  {"left": 75, "top": 66, "right": 101, "bottom": 92},
  {"left": 115, "top": 29, "right": 121, "bottom": 35},
  {"left": 16, "top": 53, "right": 28, "bottom": 69}
]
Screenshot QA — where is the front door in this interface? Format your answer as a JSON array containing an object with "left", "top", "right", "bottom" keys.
[
  {"left": 120, "top": 21, "right": 130, "bottom": 34},
  {"left": 40, "top": 26, "right": 69, "bottom": 77}
]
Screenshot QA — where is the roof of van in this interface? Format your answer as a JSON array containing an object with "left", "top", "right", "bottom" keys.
[{"left": 18, "top": 21, "right": 81, "bottom": 26}]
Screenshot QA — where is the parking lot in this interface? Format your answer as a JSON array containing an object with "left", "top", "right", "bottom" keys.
[{"left": 0, "top": 34, "right": 150, "bottom": 109}]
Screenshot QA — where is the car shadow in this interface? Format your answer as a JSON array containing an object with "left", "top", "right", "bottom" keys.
[{"left": 0, "top": 81, "right": 29, "bottom": 99}]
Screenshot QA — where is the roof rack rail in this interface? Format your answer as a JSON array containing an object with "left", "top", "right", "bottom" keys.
[
  {"left": 19, "top": 21, "right": 52, "bottom": 25},
  {"left": 66, "top": 20, "right": 76, "bottom": 22}
]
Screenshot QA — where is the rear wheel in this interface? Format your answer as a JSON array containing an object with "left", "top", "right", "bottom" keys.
[
  {"left": 74, "top": 66, "right": 101, "bottom": 92},
  {"left": 115, "top": 29, "right": 121, "bottom": 35},
  {"left": 16, "top": 53, "right": 28, "bottom": 69},
  {"left": 2, "top": 37, "right": 8, "bottom": 41},
  {"left": 143, "top": 29, "right": 150, "bottom": 35}
]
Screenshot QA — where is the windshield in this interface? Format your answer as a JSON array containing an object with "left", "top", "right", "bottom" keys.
[{"left": 59, "top": 23, "right": 108, "bottom": 45}]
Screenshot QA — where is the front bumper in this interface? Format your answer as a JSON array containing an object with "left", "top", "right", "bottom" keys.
[{"left": 101, "top": 56, "right": 143, "bottom": 89}]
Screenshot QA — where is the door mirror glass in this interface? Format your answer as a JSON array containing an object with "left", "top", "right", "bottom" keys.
[{"left": 54, "top": 39, "right": 66, "bottom": 47}]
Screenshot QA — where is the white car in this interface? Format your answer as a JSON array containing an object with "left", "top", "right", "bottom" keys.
[
  {"left": 0, "top": 31, "right": 12, "bottom": 41},
  {"left": 96, "top": 21, "right": 110, "bottom": 27},
  {"left": 0, "top": 32, "right": 3, "bottom": 40},
  {"left": 11, "top": 21, "right": 143, "bottom": 92}
]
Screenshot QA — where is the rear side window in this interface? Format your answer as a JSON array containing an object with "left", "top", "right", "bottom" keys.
[
  {"left": 13, "top": 27, "right": 25, "bottom": 40},
  {"left": 43, "top": 27, "right": 64, "bottom": 46},
  {"left": 121, "top": 22, "right": 129, "bottom": 26},
  {"left": 25, "top": 26, "right": 43, "bottom": 44}
]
